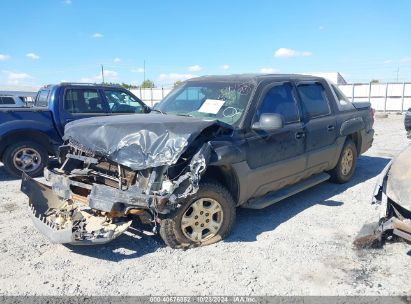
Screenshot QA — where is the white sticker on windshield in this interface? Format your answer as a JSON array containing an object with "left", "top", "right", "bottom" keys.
[{"left": 198, "top": 99, "right": 225, "bottom": 114}]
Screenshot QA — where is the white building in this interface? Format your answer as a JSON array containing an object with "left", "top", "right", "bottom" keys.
[{"left": 303, "top": 72, "right": 347, "bottom": 85}]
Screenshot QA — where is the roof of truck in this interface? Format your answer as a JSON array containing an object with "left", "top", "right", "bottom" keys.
[
  {"left": 186, "top": 73, "right": 326, "bottom": 83},
  {"left": 41, "top": 83, "right": 124, "bottom": 90}
]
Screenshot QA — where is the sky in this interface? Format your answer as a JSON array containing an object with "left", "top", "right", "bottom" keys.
[{"left": 0, "top": 0, "right": 410, "bottom": 87}]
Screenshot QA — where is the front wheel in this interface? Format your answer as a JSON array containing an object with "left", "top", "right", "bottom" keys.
[
  {"left": 159, "top": 182, "right": 236, "bottom": 249},
  {"left": 329, "top": 138, "right": 358, "bottom": 184}
]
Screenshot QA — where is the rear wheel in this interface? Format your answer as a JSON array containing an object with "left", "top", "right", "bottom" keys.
[
  {"left": 3, "top": 141, "right": 48, "bottom": 178},
  {"left": 329, "top": 138, "right": 357, "bottom": 184},
  {"left": 160, "top": 182, "right": 236, "bottom": 249}
]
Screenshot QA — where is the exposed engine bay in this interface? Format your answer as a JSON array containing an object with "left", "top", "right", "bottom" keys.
[{"left": 21, "top": 114, "right": 231, "bottom": 244}]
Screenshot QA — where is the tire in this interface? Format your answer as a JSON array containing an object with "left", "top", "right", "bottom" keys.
[
  {"left": 159, "top": 182, "right": 236, "bottom": 249},
  {"left": 2, "top": 141, "right": 48, "bottom": 178},
  {"left": 329, "top": 138, "right": 358, "bottom": 184}
]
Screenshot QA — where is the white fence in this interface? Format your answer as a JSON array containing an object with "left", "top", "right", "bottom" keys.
[
  {"left": 132, "top": 83, "right": 411, "bottom": 112},
  {"left": 131, "top": 88, "right": 172, "bottom": 107},
  {"left": 338, "top": 82, "right": 411, "bottom": 112}
]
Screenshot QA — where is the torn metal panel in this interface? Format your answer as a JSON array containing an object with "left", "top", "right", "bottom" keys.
[
  {"left": 165, "top": 143, "right": 212, "bottom": 204},
  {"left": 371, "top": 160, "right": 392, "bottom": 205},
  {"left": 63, "top": 113, "right": 228, "bottom": 170}
]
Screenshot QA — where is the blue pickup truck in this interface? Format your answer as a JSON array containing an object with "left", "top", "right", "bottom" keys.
[{"left": 0, "top": 83, "right": 149, "bottom": 177}]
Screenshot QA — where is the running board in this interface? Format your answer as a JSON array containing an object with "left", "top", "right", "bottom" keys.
[{"left": 242, "top": 173, "right": 330, "bottom": 209}]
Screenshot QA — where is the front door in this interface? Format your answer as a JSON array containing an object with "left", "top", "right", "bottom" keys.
[
  {"left": 59, "top": 87, "right": 110, "bottom": 131},
  {"left": 245, "top": 81, "right": 306, "bottom": 198}
]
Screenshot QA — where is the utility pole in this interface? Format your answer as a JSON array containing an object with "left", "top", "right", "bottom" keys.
[
  {"left": 101, "top": 64, "right": 105, "bottom": 83},
  {"left": 143, "top": 60, "right": 146, "bottom": 84}
]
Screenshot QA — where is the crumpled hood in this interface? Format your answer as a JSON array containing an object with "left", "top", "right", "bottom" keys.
[
  {"left": 386, "top": 144, "right": 411, "bottom": 210},
  {"left": 63, "top": 113, "right": 225, "bottom": 170}
]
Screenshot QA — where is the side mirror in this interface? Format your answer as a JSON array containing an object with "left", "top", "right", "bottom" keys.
[{"left": 252, "top": 113, "right": 284, "bottom": 131}]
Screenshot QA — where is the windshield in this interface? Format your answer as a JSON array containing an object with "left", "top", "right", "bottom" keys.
[{"left": 155, "top": 81, "right": 255, "bottom": 125}]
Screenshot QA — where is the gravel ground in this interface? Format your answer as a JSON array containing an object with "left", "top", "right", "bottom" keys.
[{"left": 0, "top": 114, "right": 410, "bottom": 296}]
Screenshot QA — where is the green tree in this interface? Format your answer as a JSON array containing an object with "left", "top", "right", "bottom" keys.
[
  {"left": 102, "top": 82, "right": 138, "bottom": 89},
  {"left": 121, "top": 82, "right": 139, "bottom": 89},
  {"left": 141, "top": 79, "right": 155, "bottom": 88},
  {"left": 370, "top": 79, "right": 380, "bottom": 84},
  {"left": 174, "top": 80, "right": 183, "bottom": 88}
]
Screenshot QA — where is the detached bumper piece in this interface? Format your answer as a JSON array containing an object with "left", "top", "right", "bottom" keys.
[
  {"left": 21, "top": 173, "right": 131, "bottom": 245},
  {"left": 377, "top": 200, "right": 411, "bottom": 242},
  {"left": 355, "top": 201, "right": 411, "bottom": 249}
]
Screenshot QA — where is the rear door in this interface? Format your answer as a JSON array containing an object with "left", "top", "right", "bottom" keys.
[
  {"left": 296, "top": 81, "right": 338, "bottom": 175},
  {"left": 59, "top": 87, "right": 109, "bottom": 128},
  {"left": 244, "top": 81, "right": 306, "bottom": 198}
]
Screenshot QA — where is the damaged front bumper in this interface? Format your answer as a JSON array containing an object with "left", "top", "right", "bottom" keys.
[{"left": 21, "top": 173, "right": 132, "bottom": 244}]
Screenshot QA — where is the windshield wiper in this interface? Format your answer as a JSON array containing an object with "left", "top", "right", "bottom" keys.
[
  {"left": 150, "top": 108, "right": 166, "bottom": 114},
  {"left": 174, "top": 113, "right": 193, "bottom": 117}
]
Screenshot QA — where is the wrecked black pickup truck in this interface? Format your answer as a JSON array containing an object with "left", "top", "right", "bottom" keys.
[{"left": 21, "top": 74, "right": 374, "bottom": 249}]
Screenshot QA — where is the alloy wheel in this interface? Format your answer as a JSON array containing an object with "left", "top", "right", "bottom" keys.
[{"left": 181, "top": 198, "right": 224, "bottom": 242}]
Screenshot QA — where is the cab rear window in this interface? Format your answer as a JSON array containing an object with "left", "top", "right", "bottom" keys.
[{"left": 35, "top": 90, "right": 49, "bottom": 107}]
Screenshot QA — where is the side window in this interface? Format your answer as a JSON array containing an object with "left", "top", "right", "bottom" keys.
[
  {"left": 35, "top": 90, "right": 49, "bottom": 107},
  {"left": 104, "top": 90, "right": 144, "bottom": 113},
  {"left": 331, "top": 84, "right": 350, "bottom": 106},
  {"left": 257, "top": 82, "right": 300, "bottom": 124},
  {"left": 64, "top": 89, "right": 105, "bottom": 113},
  {"left": 1, "top": 97, "right": 15, "bottom": 105},
  {"left": 297, "top": 83, "right": 330, "bottom": 118}
]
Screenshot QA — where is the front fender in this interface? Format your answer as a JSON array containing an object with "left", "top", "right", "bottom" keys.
[{"left": 209, "top": 144, "right": 245, "bottom": 166}]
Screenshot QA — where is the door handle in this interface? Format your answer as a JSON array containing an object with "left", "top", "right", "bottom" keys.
[
  {"left": 327, "top": 125, "right": 335, "bottom": 132},
  {"left": 295, "top": 131, "right": 305, "bottom": 139}
]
